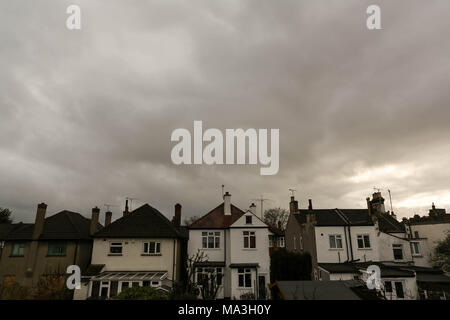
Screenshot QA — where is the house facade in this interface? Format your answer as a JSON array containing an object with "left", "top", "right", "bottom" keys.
[
  {"left": 0, "top": 203, "right": 98, "bottom": 296},
  {"left": 284, "top": 192, "right": 439, "bottom": 299},
  {"left": 77, "top": 202, "right": 188, "bottom": 300},
  {"left": 188, "top": 192, "right": 271, "bottom": 300},
  {"left": 404, "top": 204, "right": 450, "bottom": 267}
]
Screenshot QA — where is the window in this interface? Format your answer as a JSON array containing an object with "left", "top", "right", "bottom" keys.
[
  {"left": 202, "top": 232, "right": 220, "bottom": 249},
  {"left": 243, "top": 231, "right": 256, "bottom": 248},
  {"left": 143, "top": 242, "right": 161, "bottom": 254},
  {"left": 384, "top": 281, "right": 392, "bottom": 293},
  {"left": 238, "top": 268, "right": 252, "bottom": 288},
  {"left": 293, "top": 236, "right": 297, "bottom": 250},
  {"left": 47, "top": 242, "right": 67, "bottom": 256},
  {"left": 196, "top": 268, "right": 223, "bottom": 286},
  {"left": 109, "top": 242, "right": 123, "bottom": 255},
  {"left": 393, "top": 244, "right": 403, "bottom": 260},
  {"left": 394, "top": 282, "right": 404, "bottom": 298},
  {"left": 10, "top": 243, "right": 25, "bottom": 257},
  {"left": 246, "top": 216, "right": 252, "bottom": 224},
  {"left": 414, "top": 231, "right": 419, "bottom": 239},
  {"left": 410, "top": 242, "right": 420, "bottom": 255},
  {"left": 268, "top": 235, "right": 273, "bottom": 248},
  {"left": 100, "top": 281, "right": 109, "bottom": 298},
  {"left": 277, "top": 237, "right": 285, "bottom": 248},
  {"left": 329, "top": 235, "right": 343, "bottom": 249},
  {"left": 357, "top": 235, "right": 371, "bottom": 249}
]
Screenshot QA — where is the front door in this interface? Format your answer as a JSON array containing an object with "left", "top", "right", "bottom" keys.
[{"left": 258, "top": 275, "right": 266, "bottom": 300}]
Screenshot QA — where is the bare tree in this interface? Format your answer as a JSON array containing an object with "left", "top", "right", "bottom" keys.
[
  {"left": 0, "top": 208, "right": 12, "bottom": 224},
  {"left": 264, "top": 207, "right": 289, "bottom": 230},
  {"left": 183, "top": 215, "right": 200, "bottom": 227}
]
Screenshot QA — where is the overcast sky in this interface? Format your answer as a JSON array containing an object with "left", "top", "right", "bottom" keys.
[{"left": 1, "top": 0, "right": 450, "bottom": 224}]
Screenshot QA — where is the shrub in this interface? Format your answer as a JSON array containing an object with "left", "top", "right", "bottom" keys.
[
  {"left": 270, "top": 248, "right": 312, "bottom": 282},
  {"left": 110, "top": 286, "right": 168, "bottom": 300}
]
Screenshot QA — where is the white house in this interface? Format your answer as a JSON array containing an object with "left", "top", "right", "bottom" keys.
[
  {"left": 75, "top": 202, "right": 188, "bottom": 299},
  {"left": 188, "top": 192, "right": 271, "bottom": 300},
  {"left": 284, "top": 191, "right": 438, "bottom": 300}
]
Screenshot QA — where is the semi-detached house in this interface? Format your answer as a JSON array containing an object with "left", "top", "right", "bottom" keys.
[{"left": 188, "top": 192, "right": 270, "bottom": 300}]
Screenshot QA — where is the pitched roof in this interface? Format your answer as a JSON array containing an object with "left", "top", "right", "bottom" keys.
[
  {"left": 93, "top": 204, "right": 186, "bottom": 238},
  {"left": 293, "top": 208, "right": 405, "bottom": 233},
  {"left": 320, "top": 262, "right": 416, "bottom": 278},
  {"left": 189, "top": 203, "right": 246, "bottom": 229},
  {"left": 4, "top": 211, "right": 98, "bottom": 240}
]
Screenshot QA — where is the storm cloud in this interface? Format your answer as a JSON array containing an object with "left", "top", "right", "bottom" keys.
[{"left": 1, "top": 0, "right": 449, "bottom": 223}]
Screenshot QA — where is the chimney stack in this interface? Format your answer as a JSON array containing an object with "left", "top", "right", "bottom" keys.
[
  {"left": 32, "top": 203, "right": 47, "bottom": 240},
  {"left": 224, "top": 192, "right": 231, "bottom": 215},
  {"left": 105, "top": 211, "right": 112, "bottom": 227},
  {"left": 173, "top": 203, "right": 182, "bottom": 227},
  {"left": 123, "top": 199, "right": 129, "bottom": 216},
  {"left": 90, "top": 207, "right": 100, "bottom": 235},
  {"left": 308, "top": 199, "right": 313, "bottom": 211},
  {"left": 289, "top": 196, "right": 299, "bottom": 214},
  {"left": 249, "top": 203, "right": 257, "bottom": 216}
]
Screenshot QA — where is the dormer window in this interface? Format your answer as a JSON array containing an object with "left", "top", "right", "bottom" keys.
[{"left": 246, "top": 216, "right": 252, "bottom": 224}]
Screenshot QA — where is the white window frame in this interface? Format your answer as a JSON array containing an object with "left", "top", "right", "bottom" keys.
[
  {"left": 410, "top": 241, "right": 420, "bottom": 255},
  {"left": 268, "top": 235, "right": 273, "bottom": 248},
  {"left": 109, "top": 242, "right": 123, "bottom": 255},
  {"left": 237, "top": 268, "right": 252, "bottom": 288},
  {"left": 143, "top": 241, "right": 161, "bottom": 255},
  {"left": 243, "top": 231, "right": 256, "bottom": 249},
  {"left": 329, "top": 234, "right": 343, "bottom": 249},
  {"left": 202, "top": 231, "right": 220, "bottom": 249},
  {"left": 357, "top": 234, "right": 371, "bottom": 249},
  {"left": 196, "top": 267, "right": 223, "bottom": 287}
]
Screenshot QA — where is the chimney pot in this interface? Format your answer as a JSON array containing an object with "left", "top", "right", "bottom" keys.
[
  {"left": 174, "top": 203, "right": 182, "bottom": 227},
  {"left": 90, "top": 207, "right": 100, "bottom": 235},
  {"left": 33, "top": 202, "right": 47, "bottom": 240},
  {"left": 308, "top": 199, "right": 313, "bottom": 211},
  {"left": 105, "top": 211, "right": 112, "bottom": 227},
  {"left": 249, "top": 203, "right": 257, "bottom": 216},
  {"left": 123, "top": 199, "right": 129, "bottom": 216},
  {"left": 289, "top": 196, "right": 299, "bottom": 214},
  {"left": 224, "top": 192, "right": 231, "bottom": 215}
]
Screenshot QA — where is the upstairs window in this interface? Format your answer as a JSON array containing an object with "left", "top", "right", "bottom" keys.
[
  {"left": 414, "top": 231, "right": 419, "bottom": 239},
  {"left": 143, "top": 242, "right": 161, "bottom": 255},
  {"left": 47, "top": 242, "right": 67, "bottom": 256},
  {"left": 329, "top": 235, "right": 343, "bottom": 249},
  {"left": 109, "top": 242, "right": 123, "bottom": 255},
  {"left": 202, "top": 232, "right": 220, "bottom": 249},
  {"left": 357, "top": 235, "right": 371, "bottom": 249},
  {"left": 245, "top": 216, "right": 252, "bottom": 224},
  {"left": 393, "top": 244, "right": 403, "bottom": 260},
  {"left": 278, "top": 237, "right": 285, "bottom": 248},
  {"left": 410, "top": 242, "right": 420, "bottom": 255},
  {"left": 268, "top": 235, "right": 273, "bottom": 248},
  {"left": 11, "top": 243, "right": 25, "bottom": 257},
  {"left": 243, "top": 231, "right": 256, "bottom": 248}
]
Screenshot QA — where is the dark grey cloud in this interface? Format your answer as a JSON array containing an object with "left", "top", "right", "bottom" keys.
[{"left": 1, "top": 0, "right": 449, "bottom": 224}]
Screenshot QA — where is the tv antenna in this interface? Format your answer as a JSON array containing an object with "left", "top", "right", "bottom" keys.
[
  {"left": 104, "top": 204, "right": 118, "bottom": 212},
  {"left": 126, "top": 197, "right": 139, "bottom": 211},
  {"left": 252, "top": 195, "right": 272, "bottom": 219},
  {"left": 289, "top": 188, "right": 296, "bottom": 197},
  {"left": 373, "top": 186, "right": 382, "bottom": 193},
  {"left": 387, "top": 189, "right": 394, "bottom": 214}
]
